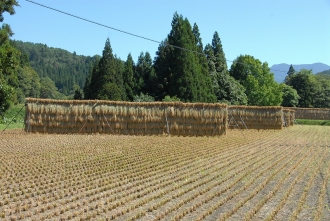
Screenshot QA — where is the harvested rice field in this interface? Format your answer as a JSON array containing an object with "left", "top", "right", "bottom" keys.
[{"left": 0, "top": 125, "right": 329, "bottom": 220}]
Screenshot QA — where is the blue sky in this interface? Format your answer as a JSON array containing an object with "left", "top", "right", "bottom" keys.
[{"left": 3, "top": 0, "right": 330, "bottom": 67}]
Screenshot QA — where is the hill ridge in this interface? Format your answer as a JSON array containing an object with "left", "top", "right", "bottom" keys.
[{"left": 270, "top": 63, "right": 330, "bottom": 82}]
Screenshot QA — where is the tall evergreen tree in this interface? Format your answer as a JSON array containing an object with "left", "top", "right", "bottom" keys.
[
  {"left": 204, "top": 33, "right": 247, "bottom": 104},
  {"left": 83, "top": 57, "right": 100, "bottom": 99},
  {"left": 123, "top": 53, "right": 135, "bottom": 101},
  {"left": 154, "top": 12, "right": 212, "bottom": 102},
  {"left": 212, "top": 31, "right": 227, "bottom": 74},
  {"left": 153, "top": 39, "right": 172, "bottom": 100},
  {"left": 99, "top": 38, "right": 116, "bottom": 83},
  {"left": 0, "top": 24, "right": 13, "bottom": 44},
  {"left": 143, "top": 52, "right": 157, "bottom": 96},
  {"left": 135, "top": 52, "right": 145, "bottom": 93},
  {"left": 167, "top": 13, "right": 198, "bottom": 102},
  {"left": 287, "top": 64, "right": 295, "bottom": 77},
  {"left": 135, "top": 52, "right": 156, "bottom": 97},
  {"left": 192, "top": 23, "right": 216, "bottom": 102},
  {"left": 86, "top": 38, "right": 124, "bottom": 100},
  {"left": 113, "top": 55, "right": 126, "bottom": 100},
  {"left": 204, "top": 44, "right": 218, "bottom": 92},
  {"left": 192, "top": 23, "right": 203, "bottom": 53},
  {"left": 284, "top": 64, "right": 296, "bottom": 83},
  {"left": 73, "top": 85, "right": 83, "bottom": 100}
]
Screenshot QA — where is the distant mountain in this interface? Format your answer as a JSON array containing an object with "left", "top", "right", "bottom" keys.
[
  {"left": 316, "top": 69, "right": 330, "bottom": 76},
  {"left": 270, "top": 63, "right": 330, "bottom": 82}
]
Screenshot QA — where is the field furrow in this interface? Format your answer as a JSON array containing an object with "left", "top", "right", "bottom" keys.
[{"left": 0, "top": 125, "right": 329, "bottom": 220}]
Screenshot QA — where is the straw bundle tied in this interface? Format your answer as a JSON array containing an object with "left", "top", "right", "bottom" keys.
[
  {"left": 283, "top": 108, "right": 295, "bottom": 126},
  {"left": 24, "top": 98, "right": 228, "bottom": 136},
  {"left": 288, "top": 107, "right": 330, "bottom": 120},
  {"left": 228, "top": 106, "right": 283, "bottom": 130}
]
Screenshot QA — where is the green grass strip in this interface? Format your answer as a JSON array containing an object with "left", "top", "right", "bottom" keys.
[{"left": 295, "top": 119, "right": 330, "bottom": 126}]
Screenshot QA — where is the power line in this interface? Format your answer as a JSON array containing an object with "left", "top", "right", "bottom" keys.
[
  {"left": 25, "top": 0, "right": 209, "bottom": 57},
  {"left": 26, "top": 0, "right": 288, "bottom": 73},
  {"left": 26, "top": 0, "right": 161, "bottom": 44}
]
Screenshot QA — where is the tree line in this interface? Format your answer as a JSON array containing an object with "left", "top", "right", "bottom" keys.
[
  {"left": 83, "top": 12, "right": 330, "bottom": 108},
  {"left": 1, "top": 4, "right": 330, "bottom": 116},
  {"left": 84, "top": 13, "right": 272, "bottom": 105}
]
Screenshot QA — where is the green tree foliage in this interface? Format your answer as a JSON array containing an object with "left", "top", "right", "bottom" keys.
[
  {"left": 204, "top": 44, "right": 218, "bottom": 92},
  {"left": 134, "top": 51, "right": 157, "bottom": 97},
  {"left": 284, "top": 64, "right": 295, "bottom": 83},
  {"left": 114, "top": 55, "right": 126, "bottom": 100},
  {"left": 167, "top": 12, "right": 199, "bottom": 102},
  {"left": 216, "top": 73, "right": 248, "bottom": 105},
  {"left": 123, "top": 53, "right": 135, "bottom": 101},
  {"left": 0, "top": 23, "right": 13, "bottom": 44},
  {"left": 73, "top": 89, "right": 83, "bottom": 100},
  {"left": 154, "top": 12, "right": 214, "bottom": 102},
  {"left": 12, "top": 40, "right": 98, "bottom": 96},
  {"left": 281, "top": 84, "right": 300, "bottom": 107},
  {"left": 285, "top": 69, "right": 330, "bottom": 108},
  {"left": 153, "top": 39, "right": 172, "bottom": 100},
  {"left": 162, "top": 95, "right": 180, "bottom": 102},
  {"left": 204, "top": 35, "right": 247, "bottom": 105},
  {"left": 16, "top": 66, "right": 41, "bottom": 102},
  {"left": 39, "top": 77, "right": 62, "bottom": 99},
  {"left": 97, "top": 82, "right": 122, "bottom": 100},
  {"left": 0, "top": 82, "right": 13, "bottom": 115},
  {"left": 0, "top": 24, "right": 19, "bottom": 113},
  {"left": 133, "top": 92, "right": 154, "bottom": 102},
  {"left": 314, "top": 74, "right": 330, "bottom": 108},
  {"left": 192, "top": 23, "right": 216, "bottom": 102},
  {"left": 285, "top": 69, "right": 319, "bottom": 107},
  {"left": 168, "top": 20, "right": 200, "bottom": 102},
  {"left": 0, "top": 0, "right": 19, "bottom": 22},
  {"left": 316, "top": 69, "right": 330, "bottom": 76},
  {"left": 73, "top": 85, "right": 83, "bottom": 100},
  {"left": 134, "top": 52, "right": 144, "bottom": 93},
  {"left": 230, "top": 55, "right": 282, "bottom": 106},
  {"left": 83, "top": 56, "right": 100, "bottom": 99},
  {"left": 287, "top": 64, "right": 295, "bottom": 76},
  {"left": 211, "top": 31, "right": 227, "bottom": 74},
  {"left": 0, "top": 40, "right": 19, "bottom": 88},
  {"left": 85, "top": 38, "right": 125, "bottom": 101},
  {"left": 2, "top": 9, "right": 324, "bottom": 108},
  {"left": 1, "top": 3, "right": 43, "bottom": 112}
]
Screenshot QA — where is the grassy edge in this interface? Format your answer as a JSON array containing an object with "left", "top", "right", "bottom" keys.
[
  {"left": 295, "top": 119, "right": 330, "bottom": 126},
  {"left": 0, "top": 122, "right": 25, "bottom": 131},
  {"left": 0, "top": 104, "right": 26, "bottom": 131}
]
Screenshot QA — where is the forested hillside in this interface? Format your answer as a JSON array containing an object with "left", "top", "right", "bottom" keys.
[
  {"left": 316, "top": 69, "right": 330, "bottom": 76},
  {"left": 11, "top": 40, "right": 99, "bottom": 95}
]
